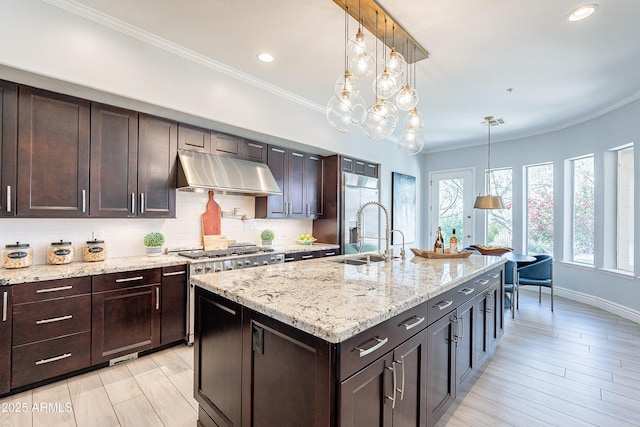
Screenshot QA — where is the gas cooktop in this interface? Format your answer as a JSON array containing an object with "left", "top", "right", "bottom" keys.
[{"left": 178, "top": 245, "right": 275, "bottom": 260}]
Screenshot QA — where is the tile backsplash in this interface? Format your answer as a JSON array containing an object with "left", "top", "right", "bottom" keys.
[{"left": 0, "top": 192, "right": 313, "bottom": 265}]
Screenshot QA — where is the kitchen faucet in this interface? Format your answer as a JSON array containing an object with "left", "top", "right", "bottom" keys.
[{"left": 356, "top": 201, "right": 405, "bottom": 260}]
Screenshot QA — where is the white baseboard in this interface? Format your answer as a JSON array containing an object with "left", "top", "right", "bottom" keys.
[{"left": 519, "top": 286, "right": 640, "bottom": 324}]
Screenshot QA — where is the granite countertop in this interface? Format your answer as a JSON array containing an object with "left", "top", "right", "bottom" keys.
[
  {"left": 0, "top": 254, "right": 188, "bottom": 285},
  {"left": 0, "top": 243, "right": 341, "bottom": 285},
  {"left": 190, "top": 253, "right": 506, "bottom": 343}
]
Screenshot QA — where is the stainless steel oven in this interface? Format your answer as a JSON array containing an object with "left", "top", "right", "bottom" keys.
[{"left": 177, "top": 244, "right": 284, "bottom": 344}]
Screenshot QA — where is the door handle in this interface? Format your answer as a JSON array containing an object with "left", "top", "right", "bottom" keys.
[
  {"left": 131, "top": 193, "right": 136, "bottom": 214},
  {"left": 156, "top": 286, "right": 160, "bottom": 310},
  {"left": 82, "top": 189, "right": 86, "bottom": 213},
  {"left": 6, "top": 185, "right": 11, "bottom": 212},
  {"left": 140, "top": 193, "right": 145, "bottom": 214},
  {"left": 2, "top": 291, "right": 7, "bottom": 322},
  {"left": 385, "top": 362, "right": 397, "bottom": 409}
]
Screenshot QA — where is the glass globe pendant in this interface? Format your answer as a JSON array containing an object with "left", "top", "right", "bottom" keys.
[
  {"left": 326, "top": 94, "right": 366, "bottom": 133},
  {"left": 397, "top": 129, "right": 425, "bottom": 155},
  {"left": 350, "top": 53, "right": 374, "bottom": 78},
  {"left": 364, "top": 99, "right": 399, "bottom": 139},
  {"left": 334, "top": 70, "right": 360, "bottom": 101},
  {"left": 405, "top": 107, "right": 425, "bottom": 132},
  {"left": 395, "top": 83, "right": 419, "bottom": 111},
  {"left": 386, "top": 47, "right": 406, "bottom": 78},
  {"left": 374, "top": 69, "right": 400, "bottom": 99}
]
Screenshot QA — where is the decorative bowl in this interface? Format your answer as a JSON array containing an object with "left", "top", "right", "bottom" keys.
[
  {"left": 469, "top": 245, "right": 513, "bottom": 256},
  {"left": 295, "top": 238, "right": 317, "bottom": 245}
]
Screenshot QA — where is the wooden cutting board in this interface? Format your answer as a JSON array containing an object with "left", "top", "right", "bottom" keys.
[{"left": 201, "top": 191, "right": 222, "bottom": 243}]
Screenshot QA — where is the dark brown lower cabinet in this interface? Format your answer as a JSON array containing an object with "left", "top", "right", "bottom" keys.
[
  {"left": 160, "top": 265, "right": 187, "bottom": 344},
  {"left": 91, "top": 269, "right": 161, "bottom": 364},
  {"left": 426, "top": 313, "right": 456, "bottom": 426},
  {"left": 0, "top": 288, "right": 11, "bottom": 394},
  {"left": 341, "top": 331, "right": 427, "bottom": 427}
]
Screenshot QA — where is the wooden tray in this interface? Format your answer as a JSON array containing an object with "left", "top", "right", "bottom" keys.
[{"left": 410, "top": 248, "right": 473, "bottom": 259}]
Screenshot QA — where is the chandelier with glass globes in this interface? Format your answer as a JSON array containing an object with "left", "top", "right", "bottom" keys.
[{"left": 326, "top": 0, "right": 429, "bottom": 155}]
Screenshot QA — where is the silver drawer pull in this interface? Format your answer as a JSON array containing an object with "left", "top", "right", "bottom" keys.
[
  {"left": 488, "top": 272, "right": 500, "bottom": 279},
  {"left": 36, "top": 315, "right": 73, "bottom": 325},
  {"left": 284, "top": 257, "right": 295, "bottom": 262},
  {"left": 163, "top": 271, "right": 186, "bottom": 277},
  {"left": 2, "top": 291, "right": 7, "bottom": 322},
  {"left": 434, "top": 300, "right": 453, "bottom": 311},
  {"left": 355, "top": 337, "right": 389, "bottom": 357},
  {"left": 399, "top": 316, "right": 425, "bottom": 330},
  {"left": 325, "top": 252, "right": 336, "bottom": 256},
  {"left": 475, "top": 278, "right": 489, "bottom": 285},
  {"left": 36, "top": 353, "right": 72, "bottom": 365},
  {"left": 459, "top": 287, "right": 475, "bottom": 295},
  {"left": 301, "top": 255, "right": 314, "bottom": 259},
  {"left": 36, "top": 285, "right": 73, "bottom": 294},
  {"left": 115, "top": 276, "right": 144, "bottom": 283}
]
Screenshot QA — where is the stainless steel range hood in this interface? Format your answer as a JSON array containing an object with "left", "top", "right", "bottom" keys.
[{"left": 177, "top": 150, "right": 281, "bottom": 196}]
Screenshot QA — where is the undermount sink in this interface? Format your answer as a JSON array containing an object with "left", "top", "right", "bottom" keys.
[{"left": 331, "top": 254, "right": 387, "bottom": 265}]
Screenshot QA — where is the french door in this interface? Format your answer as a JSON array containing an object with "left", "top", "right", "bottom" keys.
[{"left": 429, "top": 169, "right": 475, "bottom": 248}]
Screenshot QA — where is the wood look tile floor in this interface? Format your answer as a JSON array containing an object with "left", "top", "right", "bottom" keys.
[{"left": 1, "top": 292, "right": 640, "bottom": 426}]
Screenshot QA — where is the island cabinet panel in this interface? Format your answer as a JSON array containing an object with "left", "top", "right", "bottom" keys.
[
  {"left": 91, "top": 269, "right": 161, "bottom": 364},
  {"left": 137, "top": 114, "right": 177, "bottom": 218},
  {"left": 0, "top": 287, "right": 11, "bottom": 394},
  {"left": 17, "top": 86, "right": 90, "bottom": 217},
  {"left": 425, "top": 313, "right": 456, "bottom": 427},
  {"left": 0, "top": 80, "right": 17, "bottom": 217},
  {"left": 194, "top": 288, "right": 243, "bottom": 427},
  {"left": 160, "top": 265, "right": 187, "bottom": 344},
  {"left": 90, "top": 103, "right": 138, "bottom": 217}
]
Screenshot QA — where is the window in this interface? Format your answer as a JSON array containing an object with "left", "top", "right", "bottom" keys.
[
  {"left": 525, "top": 163, "right": 554, "bottom": 255},
  {"left": 487, "top": 168, "right": 512, "bottom": 247},
  {"left": 571, "top": 155, "right": 595, "bottom": 264},
  {"left": 616, "top": 146, "right": 634, "bottom": 271}
]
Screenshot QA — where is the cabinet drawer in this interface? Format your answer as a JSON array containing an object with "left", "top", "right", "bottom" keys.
[
  {"left": 339, "top": 302, "right": 427, "bottom": 381},
  {"left": 92, "top": 268, "right": 161, "bottom": 292},
  {"left": 12, "top": 277, "right": 90, "bottom": 304},
  {"left": 426, "top": 268, "right": 502, "bottom": 326},
  {"left": 12, "top": 294, "right": 91, "bottom": 346},
  {"left": 11, "top": 331, "right": 91, "bottom": 388}
]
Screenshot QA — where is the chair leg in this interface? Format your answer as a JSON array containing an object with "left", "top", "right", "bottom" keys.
[
  {"left": 551, "top": 285, "right": 554, "bottom": 312},
  {"left": 538, "top": 287, "right": 542, "bottom": 303}
]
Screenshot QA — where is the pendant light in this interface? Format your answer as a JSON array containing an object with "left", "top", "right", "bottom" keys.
[{"left": 474, "top": 116, "right": 505, "bottom": 209}]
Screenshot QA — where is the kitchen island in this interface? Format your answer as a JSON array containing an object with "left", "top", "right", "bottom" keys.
[{"left": 191, "top": 253, "right": 505, "bottom": 427}]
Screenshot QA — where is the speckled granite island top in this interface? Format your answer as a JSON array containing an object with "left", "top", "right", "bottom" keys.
[{"left": 191, "top": 253, "right": 506, "bottom": 343}]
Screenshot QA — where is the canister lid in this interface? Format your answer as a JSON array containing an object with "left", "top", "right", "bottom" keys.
[
  {"left": 5, "top": 242, "right": 30, "bottom": 249},
  {"left": 86, "top": 239, "right": 105, "bottom": 244},
  {"left": 51, "top": 240, "right": 72, "bottom": 246}
]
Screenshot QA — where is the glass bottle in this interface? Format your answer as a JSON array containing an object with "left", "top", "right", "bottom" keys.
[{"left": 449, "top": 229, "right": 459, "bottom": 254}]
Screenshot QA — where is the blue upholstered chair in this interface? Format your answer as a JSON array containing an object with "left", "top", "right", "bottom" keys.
[
  {"left": 503, "top": 260, "right": 518, "bottom": 319},
  {"left": 517, "top": 254, "right": 553, "bottom": 311}
]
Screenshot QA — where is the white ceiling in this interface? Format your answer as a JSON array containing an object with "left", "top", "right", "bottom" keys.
[{"left": 64, "top": 0, "right": 640, "bottom": 151}]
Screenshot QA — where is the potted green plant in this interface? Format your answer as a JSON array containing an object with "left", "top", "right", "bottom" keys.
[
  {"left": 143, "top": 232, "right": 165, "bottom": 256},
  {"left": 260, "top": 229, "right": 275, "bottom": 246}
]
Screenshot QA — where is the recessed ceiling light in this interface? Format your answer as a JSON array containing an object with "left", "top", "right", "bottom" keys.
[
  {"left": 567, "top": 4, "right": 598, "bottom": 22},
  {"left": 257, "top": 52, "right": 274, "bottom": 63}
]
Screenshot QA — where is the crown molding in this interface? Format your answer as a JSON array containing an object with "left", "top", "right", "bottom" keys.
[{"left": 42, "top": 0, "right": 325, "bottom": 114}]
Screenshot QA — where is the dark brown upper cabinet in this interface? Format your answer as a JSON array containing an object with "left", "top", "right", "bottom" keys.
[
  {"left": 90, "top": 103, "right": 138, "bottom": 217},
  {"left": 137, "top": 114, "right": 177, "bottom": 218},
  {"left": 17, "top": 86, "right": 90, "bottom": 217},
  {"left": 341, "top": 155, "right": 378, "bottom": 178},
  {"left": 255, "top": 147, "right": 323, "bottom": 219},
  {"left": 0, "top": 80, "right": 17, "bottom": 217},
  {"left": 178, "top": 123, "right": 211, "bottom": 153}
]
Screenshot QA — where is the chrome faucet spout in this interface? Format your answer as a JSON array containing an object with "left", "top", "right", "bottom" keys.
[
  {"left": 390, "top": 229, "right": 406, "bottom": 259},
  {"left": 356, "top": 201, "right": 392, "bottom": 260}
]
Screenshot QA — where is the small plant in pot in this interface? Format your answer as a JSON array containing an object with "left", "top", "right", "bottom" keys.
[
  {"left": 260, "top": 229, "right": 275, "bottom": 246},
  {"left": 144, "top": 232, "right": 165, "bottom": 256}
]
